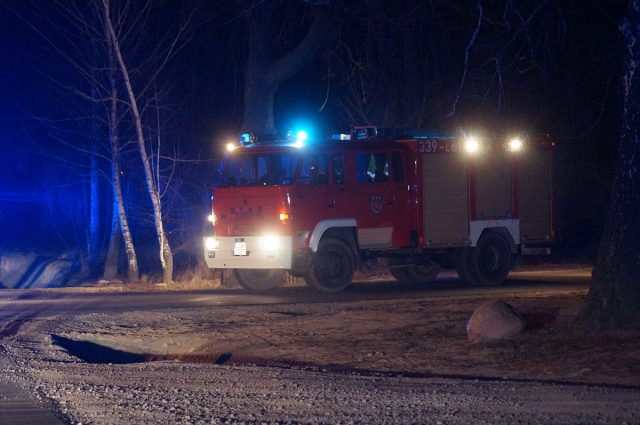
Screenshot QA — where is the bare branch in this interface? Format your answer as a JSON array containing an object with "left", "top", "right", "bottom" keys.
[{"left": 447, "top": 0, "right": 483, "bottom": 118}]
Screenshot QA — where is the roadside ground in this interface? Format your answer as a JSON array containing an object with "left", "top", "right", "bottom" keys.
[{"left": 3, "top": 265, "right": 637, "bottom": 388}]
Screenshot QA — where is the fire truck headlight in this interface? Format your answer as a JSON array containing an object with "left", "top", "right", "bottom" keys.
[
  {"left": 205, "top": 237, "right": 219, "bottom": 251},
  {"left": 463, "top": 135, "right": 481, "bottom": 154},
  {"left": 507, "top": 137, "right": 524, "bottom": 152},
  {"left": 260, "top": 235, "right": 279, "bottom": 251}
]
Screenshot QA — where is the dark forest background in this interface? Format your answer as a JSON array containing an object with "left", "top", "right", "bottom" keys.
[{"left": 0, "top": 1, "right": 628, "bottom": 280}]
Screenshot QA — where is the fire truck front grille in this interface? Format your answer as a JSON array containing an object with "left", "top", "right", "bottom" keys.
[{"left": 231, "top": 224, "right": 261, "bottom": 235}]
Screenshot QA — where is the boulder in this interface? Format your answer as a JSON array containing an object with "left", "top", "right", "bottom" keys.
[{"left": 466, "top": 300, "right": 526, "bottom": 343}]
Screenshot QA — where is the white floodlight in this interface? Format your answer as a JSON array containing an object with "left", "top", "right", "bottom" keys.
[
  {"left": 464, "top": 135, "right": 481, "bottom": 154},
  {"left": 507, "top": 137, "right": 524, "bottom": 152}
]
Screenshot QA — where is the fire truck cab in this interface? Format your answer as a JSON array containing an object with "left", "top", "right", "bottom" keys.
[{"left": 204, "top": 127, "right": 554, "bottom": 292}]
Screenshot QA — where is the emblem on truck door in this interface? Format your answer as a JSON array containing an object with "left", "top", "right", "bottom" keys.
[{"left": 370, "top": 194, "right": 383, "bottom": 214}]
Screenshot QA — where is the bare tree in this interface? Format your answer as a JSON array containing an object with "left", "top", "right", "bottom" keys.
[
  {"left": 102, "top": 0, "right": 196, "bottom": 283},
  {"left": 18, "top": 0, "right": 198, "bottom": 283},
  {"left": 105, "top": 34, "right": 139, "bottom": 281},
  {"left": 12, "top": 1, "right": 126, "bottom": 278},
  {"left": 332, "top": 0, "right": 559, "bottom": 127}
]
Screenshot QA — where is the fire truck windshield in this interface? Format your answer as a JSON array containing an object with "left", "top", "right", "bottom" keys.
[{"left": 220, "top": 153, "right": 297, "bottom": 187}]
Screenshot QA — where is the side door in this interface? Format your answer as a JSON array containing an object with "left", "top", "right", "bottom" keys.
[
  {"left": 292, "top": 153, "right": 332, "bottom": 234},
  {"left": 353, "top": 151, "right": 396, "bottom": 249},
  {"left": 329, "top": 152, "right": 349, "bottom": 218},
  {"left": 390, "top": 150, "right": 412, "bottom": 247}
]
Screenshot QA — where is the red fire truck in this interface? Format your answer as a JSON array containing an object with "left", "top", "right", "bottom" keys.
[{"left": 204, "top": 127, "right": 554, "bottom": 292}]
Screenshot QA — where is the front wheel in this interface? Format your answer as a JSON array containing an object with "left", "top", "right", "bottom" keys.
[
  {"left": 304, "top": 237, "right": 355, "bottom": 292},
  {"left": 234, "top": 269, "right": 284, "bottom": 292}
]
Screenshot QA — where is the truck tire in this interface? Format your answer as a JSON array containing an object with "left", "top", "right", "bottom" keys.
[
  {"left": 390, "top": 267, "right": 410, "bottom": 282},
  {"left": 455, "top": 248, "right": 479, "bottom": 286},
  {"left": 388, "top": 258, "right": 411, "bottom": 282},
  {"left": 234, "top": 269, "right": 284, "bottom": 292},
  {"left": 456, "top": 232, "right": 512, "bottom": 286},
  {"left": 404, "top": 263, "right": 441, "bottom": 283},
  {"left": 473, "top": 232, "right": 513, "bottom": 286},
  {"left": 304, "top": 237, "right": 355, "bottom": 292},
  {"left": 389, "top": 259, "right": 440, "bottom": 284}
]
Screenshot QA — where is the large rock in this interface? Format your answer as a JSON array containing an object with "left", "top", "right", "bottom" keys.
[{"left": 466, "top": 300, "right": 526, "bottom": 343}]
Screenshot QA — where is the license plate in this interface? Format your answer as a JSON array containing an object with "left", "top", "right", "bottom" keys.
[{"left": 233, "top": 242, "right": 247, "bottom": 256}]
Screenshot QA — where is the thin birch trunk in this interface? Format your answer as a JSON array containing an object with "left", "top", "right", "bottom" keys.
[
  {"left": 104, "top": 0, "right": 173, "bottom": 283},
  {"left": 110, "top": 135, "right": 138, "bottom": 281},
  {"left": 106, "top": 8, "right": 138, "bottom": 282}
]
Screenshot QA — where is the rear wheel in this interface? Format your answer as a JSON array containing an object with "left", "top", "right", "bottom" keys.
[
  {"left": 389, "top": 259, "right": 440, "bottom": 284},
  {"left": 455, "top": 248, "right": 478, "bottom": 285},
  {"left": 455, "top": 232, "right": 513, "bottom": 286},
  {"left": 234, "top": 269, "right": 284, "bottom": 292},
  {"left": 404, "top": 263, "right": 441, "bottom": 283},
  {"left": 390, "top": 266, "right": 411, "bottom": 282},
  {"left": 388, "top": 258, "right": 411, "bottom": 282},
  {"left": 304, "top": 237, "right": 355, "bottom": 292},
  {"left": 474, "top": 232, "right": 513, "bottom": 286}
]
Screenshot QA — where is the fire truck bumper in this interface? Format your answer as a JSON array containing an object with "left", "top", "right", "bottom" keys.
[{"left": 203, "top": 236, "right": 292, "bottom": 269}]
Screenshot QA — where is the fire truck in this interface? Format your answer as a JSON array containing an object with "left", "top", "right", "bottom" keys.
[{"left": 204, "top": 127, "right": 554, "bottom": 292}]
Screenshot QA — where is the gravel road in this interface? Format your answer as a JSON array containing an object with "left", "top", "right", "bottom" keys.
[
  {"left": 3, "top": 346, "right": 640, "bottom": 425},
  {"left": 1, "top": 277, "right": 639, "bottom": 424}
]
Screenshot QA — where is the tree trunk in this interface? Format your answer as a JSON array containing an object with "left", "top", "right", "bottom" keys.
[
  {"left": 577, "top": 0, "right": 640, "bottom": 331},
  {"left": 106, "top": 10, "right": 138, "bottom": 282},
  {"left": 87, "top": 85, "right": 101, "bottom": 277},
  {"left": 112, "top": 154, "right": 139, "bottom": 282},
  {"left": 105, "top": 1, "right": 173, "bottom": 283},
  {"left": 242, "top": 77, "right": 278, "bottom": 136},
  {"left": 88, "top": 126, "right": 100, "bottom": 276},
  {"left": 103, "top": 194, "right": 121, "bottom": 281},
  {"left": 240, "top": 2, "right": 335, "bottom": 136},
  {"left": 109, "top": 94, "right": 138, "bottom": 281}
]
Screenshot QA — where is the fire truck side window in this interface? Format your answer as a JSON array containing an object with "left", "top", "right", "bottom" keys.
[
  {"left": 392, "top": 152, "right": 404, "bottom": 182},
  {"left": 357, "top": 152, "right": 389, "bottom": 183},
  {"left": 300, "top": 154, "right": 328, "bottom": 184},
  {"left": 332, "top": 154, "right": 345, "bottom": 184}
]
